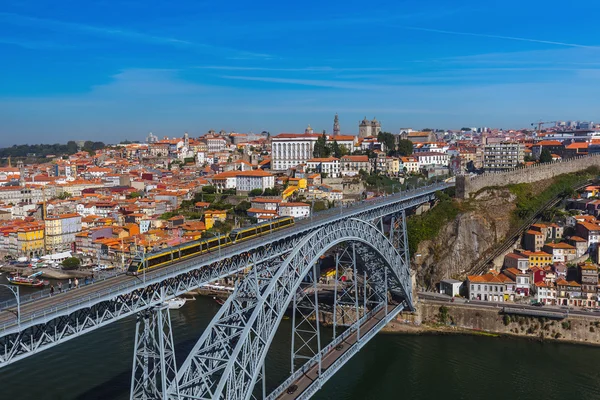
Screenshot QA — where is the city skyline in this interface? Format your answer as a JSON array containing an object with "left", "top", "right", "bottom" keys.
[{"left": 1, "top": 0, "right": 600, "bottom": 146}]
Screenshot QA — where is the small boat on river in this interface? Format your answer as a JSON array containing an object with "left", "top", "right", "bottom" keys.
[
  {"left": 7, "top": 271, "right": 47, "bottom": 288},
  {"left": 166, "top": 297, "right": 187, "bottom": 309}
]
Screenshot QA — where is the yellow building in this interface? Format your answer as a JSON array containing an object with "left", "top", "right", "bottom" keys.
[
  {"left": 385, "top": 157, "right": 400, "bottom": 175},
  {"left": 520, "top": 251, "right": 553, "bottom": 268},
  {"left": 204, "top": 210, "right": 227, "bottom": 230},
  {"left": 17, "top": 223, "right": 45, "bottom": 257}
]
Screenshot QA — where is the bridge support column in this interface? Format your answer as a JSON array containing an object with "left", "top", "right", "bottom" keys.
[
  {"left": 291, "top": 262, "right": 322, "bottom": 375},
  {"left": 130, "top": 303, "right": 179, "bottom": 400},
  {"left": 332, "top": 243, "right": 362, "bottom": 340},
  {"left": 390, "top": 210, "right": 410, "bottom": 270}
]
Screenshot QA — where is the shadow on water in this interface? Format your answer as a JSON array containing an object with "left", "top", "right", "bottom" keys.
[{"left": 74, "top": 370, "right": 131, "bottom": 400}]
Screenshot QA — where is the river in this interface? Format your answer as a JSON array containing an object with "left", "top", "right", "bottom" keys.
[{"left": 1, "top": 295, "right": 600, "bottom": 399}]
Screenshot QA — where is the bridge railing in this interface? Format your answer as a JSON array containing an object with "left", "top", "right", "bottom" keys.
[
  {"left": 0, "top": 268, "right": 125, "bottom": 311},
  {"left": 0, "top": 183, "right": 450, "bottom": 333}
]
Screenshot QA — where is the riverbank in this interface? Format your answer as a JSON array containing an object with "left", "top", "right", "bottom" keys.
[{"left": 384, "top": 300, "right": 600, "bottom": 347}]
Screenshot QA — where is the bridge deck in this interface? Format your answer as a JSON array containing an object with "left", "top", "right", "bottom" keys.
[
  {"left": 0, "top": 184, "right": 447, "bottom": 334},
  {"left": 278, "top": 305, "right": 392, "bottom": 400}
]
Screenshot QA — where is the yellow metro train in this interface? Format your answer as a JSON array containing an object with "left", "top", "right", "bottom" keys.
[{"left": 127, "top": 217, "right": 294, "bottom": 275}]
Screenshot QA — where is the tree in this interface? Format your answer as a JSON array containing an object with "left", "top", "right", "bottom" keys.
[
  {"left": 263, "top": 187, "right": 280, "bottom": 196},
  {"left": 248, "top": 189, "right": 263, "bottom": 197},
  {"left": 377, "top": 131, "right": 395, "bottom": 154},
  {"left": 313, "top": 133, "right": 330, "bottom": 158},
  {"left": 235, "top": 200, "right": 251, "bottom": 214},
  {"left": 397, "top": 139, "right": 413, "bottom": 156},
  {"left": 329, "top": 141, "right": 339, "bottom": 158},
  {"left": 539, "top": 148, "right": 553, "bottom": 163},
  {"left": 202, "top": 185, "right": 216, "bottom": 194},
  {"left": 62, "top": 257, "right": 81, "bottom": 270},
  {"left": 81, "top": 141, "right": 105, "bottom": 155},
  {"left": 56, "top": 192, "right": 72, "bottom": 200},
  {"left": 313, "top": 201, "right": 327, "bottom": 212},
  {"left": 66, "top": 140, "right": 78, "bottom": 153}
]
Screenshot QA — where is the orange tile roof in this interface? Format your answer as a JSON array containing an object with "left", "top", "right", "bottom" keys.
[
  {"left": 535, "top": 140, "right": 562, "bottom": 146},
  {"left": 307, "top": 157, "right": 339, "bottom": 162},
  {"left": 237, "top": 170, "right": 273, "bottom": 177},
  {"left": 566, "top": 142, "right": 588, "bottom": 149},
  {"left": 246, "top": 208, "right": 278, "bottom": 214},
  {"left": 468, "top": 272, "right": 514, "bottom": 284},
  {"left": 544, "top": 242, "right": 575, "bottom": 250},
  {"left": 578, "top": 221, "right": 600, "bottom": 231},
  {"left": 341, "top": 155, "right": 369, "bottom": 162},
  {"left": 525, "top": 229, "right": 544, "bottom": 236},
  {"left": 568, "top": 236, "right": 587, "bottom": 242}
]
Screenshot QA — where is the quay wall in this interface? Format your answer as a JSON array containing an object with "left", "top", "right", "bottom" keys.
[
  {"left": 456, "top": 154, "right": 600, "bottom": 199},
  {"left": 410, "top": 301, "right": 600, "bottom": 345}
]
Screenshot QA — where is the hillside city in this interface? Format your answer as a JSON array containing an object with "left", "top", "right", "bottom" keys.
[{"left": 2, "top": 116, "right": 600, "bottom": 309}]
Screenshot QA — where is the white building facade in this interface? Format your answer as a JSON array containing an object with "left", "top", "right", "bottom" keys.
[
  {"left": 271, "top": 133, "right": 320, "bottom": 171},
  {"left": 236, "top": 171, "right": 275, "bottom": 192}
]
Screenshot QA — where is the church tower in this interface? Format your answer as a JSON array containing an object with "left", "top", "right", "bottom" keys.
[
  {"left": 333, "top": 113, "right": 340, "bottom": 137},
  {"left": 184, "top": 132, "right": 189, "bottom": 148},
  {"left": 358, "top": 117, "right": 372, "bottom": 139},
  {"left": 371, "top": 118, "right": 381, "bottom": 137}
]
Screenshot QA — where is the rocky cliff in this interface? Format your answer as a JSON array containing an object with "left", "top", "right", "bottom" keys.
[{"left": 413, "top": 188, "right": 517, "bottom": 290}]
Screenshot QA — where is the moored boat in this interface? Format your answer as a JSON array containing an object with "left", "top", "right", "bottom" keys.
[
  {"left": 7, "top": 273, "right": 46, "bottom": 288},
  {"left": 213, "top": 296, "right": 225, "bottom": 306},
  {"left": 166, "top": 297, "right": 187, "bottom": 309}
]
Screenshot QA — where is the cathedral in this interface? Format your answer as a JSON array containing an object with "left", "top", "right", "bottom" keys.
[{"left": 358, "top": 117, "right": 381, "bottom": 139}]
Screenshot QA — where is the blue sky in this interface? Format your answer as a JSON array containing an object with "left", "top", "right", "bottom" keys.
[{"left": 1, "top": 0, "right": 600, "bottom": 146}]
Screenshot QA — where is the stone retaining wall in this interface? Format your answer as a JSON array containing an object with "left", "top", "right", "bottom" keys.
[{"left": 456, "top": 154, "right": 600, "bottom": 198}]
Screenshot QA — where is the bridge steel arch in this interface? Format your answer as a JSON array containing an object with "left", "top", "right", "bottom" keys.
[{"left": 172, "top": 217, "right": 412, "bottom": 400}]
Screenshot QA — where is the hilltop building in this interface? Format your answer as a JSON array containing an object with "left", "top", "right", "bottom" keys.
[{"left": 358, "top": 117, "right": 381, "bottom": 139}]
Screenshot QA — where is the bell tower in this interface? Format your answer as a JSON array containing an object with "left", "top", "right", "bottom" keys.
[{"left": 333, "top": 113, "right": 340, "bottom": 137}]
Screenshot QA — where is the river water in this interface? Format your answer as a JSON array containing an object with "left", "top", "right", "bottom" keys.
[{"left": 1, "top": 295, "right": 600, "bottom": 399}]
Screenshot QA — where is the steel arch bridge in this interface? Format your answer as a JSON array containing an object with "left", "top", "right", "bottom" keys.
[
  {"left": 0, "top": 183, "right": 451, "bottom": 400},
  {"left": 130, "top": 213, "right": 414, "bottom": 400}
]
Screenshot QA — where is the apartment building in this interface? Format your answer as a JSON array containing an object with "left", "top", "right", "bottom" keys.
[{"left": 483, "top": 142, "right": 524, "bottom": 172}]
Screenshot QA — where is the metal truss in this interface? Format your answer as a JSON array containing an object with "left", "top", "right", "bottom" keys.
[
  {"left": 130, "top": 301, "right": 179, "bottom": 400},
  {"left": 332, "top": 244, "right": 361, "bottom": 337},
  {"left": 0, "top": 184, "right": 442, "bottom": 370},
  {"left": 171, "top": 217, "right": 413, "bottom": 400},
  {"left": 0, "top": 237, "right": 304, "bottom": 368},
  {"left": 291, "top": 262, "right": 322, "bottom": 376}
]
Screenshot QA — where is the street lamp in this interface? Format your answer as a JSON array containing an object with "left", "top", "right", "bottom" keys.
[{"left": 0, "top": 284, "right": 20, "bottom": 329}]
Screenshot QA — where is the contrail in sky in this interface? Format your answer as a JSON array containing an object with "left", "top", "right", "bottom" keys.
[{"left": 401, "top": 26, "right": 600, "bottom": 49}]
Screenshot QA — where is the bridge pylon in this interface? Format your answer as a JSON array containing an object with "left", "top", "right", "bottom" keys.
[{"left": 130, "top": 303, "right": 180, "bottom": 400}]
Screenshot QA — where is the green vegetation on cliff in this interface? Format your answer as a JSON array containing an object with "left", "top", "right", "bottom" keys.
[
  {"left": 509, "top": 166, "right": 600, "bottom": 224},
  {"left": 408, "top": 166, "right": 600, "bottom": 260},
  {"left": 407, "top": 190, "right": 462, "bottom": 255}
]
